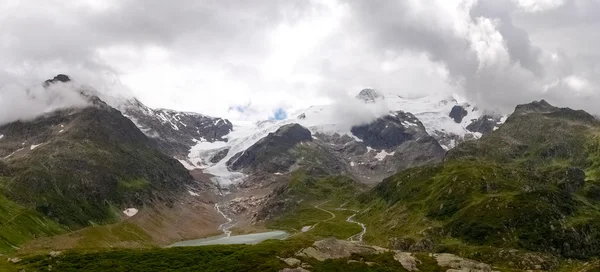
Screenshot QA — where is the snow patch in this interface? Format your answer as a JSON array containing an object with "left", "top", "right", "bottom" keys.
[
  {"left": 3, "top": 148, "right": 23, "bottom": 159},
  {"left": 0, "top": 135, "right": 4, "bottom": 140},
  {"left": 350, "top": 161, "right": 356, "bottom": 167},
  {"left": 350, "top": 134, "right": 363, "bottom": 142},
  {"left": 30, "top": 144, "right": 42, "bottom": 150},
  {"left": 123, "top": 208, "right": 138, "bottom": 217},
  {"left": 58, "top": 129, "right": 64, "bottom": 133},
  {"left": 374, "top": 150, "right": 395, "bottom": 161},
  {"left": 178, "top": 159, "right": 198, "bottom": 170},
  {"left": 499, "top": 116, "right": 508, "bottom": 124},
  {"left": 401, "top": 121, "right": 418, "bottom": 128},
  {"left": 188, "top": 191, "right": 199, "bottom": 197}
]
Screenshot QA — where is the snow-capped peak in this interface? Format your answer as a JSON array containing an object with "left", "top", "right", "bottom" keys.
[{"left": 356, "top": 88, "right": 385, "bottom": 103}]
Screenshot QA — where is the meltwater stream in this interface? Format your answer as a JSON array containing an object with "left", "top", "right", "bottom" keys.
[{"left": 214, "top": 203, "right": 234, "bottom": 237}]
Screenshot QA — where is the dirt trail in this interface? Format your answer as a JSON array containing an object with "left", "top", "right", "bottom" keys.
[{"left": 314, "top": 201, "right": 336, "bottom": 221}]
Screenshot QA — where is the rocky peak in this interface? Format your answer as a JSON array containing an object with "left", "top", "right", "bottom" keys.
[
  {"left": 513, "top": 100, "right": 597, "bottom": 124},
  {"left": 272, "top": 123, "right": 312, "bottom": 142},
  {"left": 513, "top": 99, "right": 556, "bottom": 115},
  {"left": 120, "top": 98, "right": 233, "bottom": 158},
  {"left": 449, "top": 105, "right": 468, "bottom": 123},
  {"left": 466, "top": 114, "right": 502, "bottom": 135},
  {"left": 356, "top": 89, "right": 384, "bottom": 103},
  {"left": 351, "top": 111, "right": 429, "bottom": 150},
  {"left": 227, "top": 123, "right": 311, "bottom": 173},
  {"left": 43, "top": 74, "right": 72, "bottom": 87}
]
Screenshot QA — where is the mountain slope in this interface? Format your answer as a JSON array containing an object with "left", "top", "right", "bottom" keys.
[
  {"left": 120, "top": 98, "right": 232, "bottom": 159},
  {"left": 354, "top": 100, "right": 600, "bottom": 269},
  {"left": 0, "top": 79, "right": 207, "bottom": 252}
]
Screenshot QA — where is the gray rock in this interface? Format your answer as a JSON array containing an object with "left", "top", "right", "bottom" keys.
[
  {"left": 389, "top": 237, "right": 415, "bottom": 251},
  {"left": 449, "top": 105, "right": 468, "bottom": 123},
  {"left": 433, "top": 253, "right": 494, "bottom": 272},
  {"left": 408, "top": 238, "right": 437, "bottom": 252},
  {"left": 393, "top": 252, "right": 420, "bottom": 271},
  {"left": 392, "top": 136, "right": 445, "bottom": 171},
  {"left": 43, "top": 74, "right": 71, "bottom": 87},
  {"left": 296, "top": 238, "right": 385, "bottom": 261},
  {"left": 283, "top": 257, "right": 302, "bottom": 267},
  {"left": 227, "top": 123, "right": 311, "bottom": 173},
  {"left": 210, "top": 148, "right": 229, "bottom": 163},
  {"left": 466, "top": 115, "right": 501, "bottom": 135},
  {"left": 351, "top": 111, "right": 429, "bottom": 150}
]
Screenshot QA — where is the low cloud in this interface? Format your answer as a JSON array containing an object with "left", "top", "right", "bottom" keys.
[
  {"left": 1, "top": 0, "right": 599, "bottom": 121},
  {"left": 0, "top": 82, "right": 90, "bottom": 125}
]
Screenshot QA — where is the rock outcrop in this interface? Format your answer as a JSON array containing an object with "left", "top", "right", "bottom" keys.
[
  {"left": 293, "top": 239, "right": 496, "bottom": 272},
  {"left": 228, "top": 124, "right": 312, "bottom": 173},
  {"left": 351, "top": 111, "right": 429, "bottom": 150},
  {"left": 449, "top": 105, "right": 468, "bottom": 123},
  {"left": 121, "top": 98, "right": 232, "bottom": 158}
]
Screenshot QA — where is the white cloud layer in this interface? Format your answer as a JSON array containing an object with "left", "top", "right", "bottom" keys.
[{"left": 0, "top": 0, "right": 599, "bottom": 124}]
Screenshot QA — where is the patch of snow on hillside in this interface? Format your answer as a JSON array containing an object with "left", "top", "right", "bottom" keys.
[
  {"left": 188, "top": 191, "right": 199, "bottom": 196},
  {"left": 374, "top": 150, "right": 395, "bottom": 161},
  {"left": 30, "top": 144, "right": 42, "bottom": 150},
  {"left": 123, "top": 208, "right": 138, "bottom": 217},
  {"left": 0, "top": 135, "right": 4, "bottom": 140},
  {"left": 178, "top": 159, "right": 198, "bottom": 170},
  {"left": 499, "top": 116, "right": 508, "bottom": 124},
  {"left": 3, "top": 148, "right": 23, "bottom": 159}
]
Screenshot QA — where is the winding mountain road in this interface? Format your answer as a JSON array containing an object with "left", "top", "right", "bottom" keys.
[{"left": 315, "top": 201, "right": 336, "bottom": 222}]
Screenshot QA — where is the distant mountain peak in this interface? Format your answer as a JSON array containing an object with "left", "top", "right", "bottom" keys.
[
  {"left": 514, "top": 99, "right": 556, "bottom": 115},
  {"left": 356, "top": 88, "right": 385, "bottom": 103},
  {"left": 43, "top": 74, "right": 72, "bottom": 87}
]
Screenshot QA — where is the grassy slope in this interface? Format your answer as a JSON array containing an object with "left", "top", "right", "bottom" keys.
[
  {"left": 265, "top": 171, "right": 365, "bottom": 240},
  {"left": 0, "top": 193, "right": 65, "bottom": 253},
  {"left": 354, "top": 103, "right": 600, "bottom": 269}
]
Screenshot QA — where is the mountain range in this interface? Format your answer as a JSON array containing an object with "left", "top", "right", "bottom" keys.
[{"left": 3, "top": 75, "right": 600, "bottom": 271}]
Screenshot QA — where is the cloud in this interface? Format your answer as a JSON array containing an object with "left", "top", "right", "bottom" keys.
[
  {"left": 512, "top": 0, "right": 565, "bottom": 12},
  {"left": 0, "top": 82, "right": 90, "bottom": 125},
  {"left": 1, "top": 0, "right": 599, "bottom": 124},
  {"left": 342, "top": 0, "right": 600, "bottom": 114}
]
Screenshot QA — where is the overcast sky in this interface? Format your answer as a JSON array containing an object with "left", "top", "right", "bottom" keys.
[{"left": 1, "top": 0, "right": 599, "bottom": 121}]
